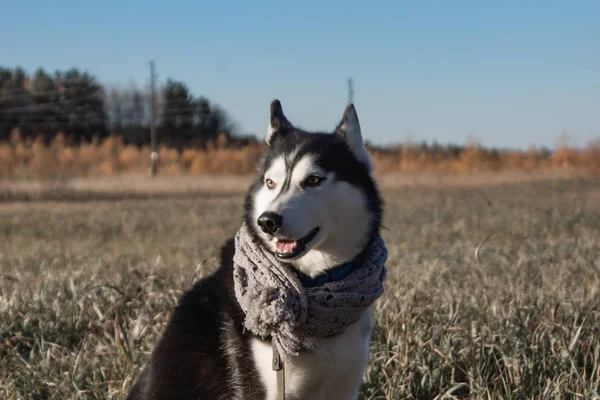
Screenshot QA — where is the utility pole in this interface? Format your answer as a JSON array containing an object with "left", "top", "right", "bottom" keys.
[
  {"left": 347, "top": 77, "right": 354, "bottom": 104},
  {"left": 149, "top": 60, "right": 158, "bottom": 177}
]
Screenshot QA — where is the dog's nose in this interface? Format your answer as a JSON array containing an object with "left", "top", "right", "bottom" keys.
[{"left": 257, "top": 212, "right": 283, "bottom": 235}]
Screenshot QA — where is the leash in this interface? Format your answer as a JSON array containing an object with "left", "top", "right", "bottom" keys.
[
  {"left": 272, "top": 338, "right": 285, "bottom": 400},
  {"left": 270, "top": 263, "right": 356, "bottom": 400}
]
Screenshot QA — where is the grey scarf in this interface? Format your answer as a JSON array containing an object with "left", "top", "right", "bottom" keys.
[{"left": 232, "top": 222, "right": 387, "bottom": 361}]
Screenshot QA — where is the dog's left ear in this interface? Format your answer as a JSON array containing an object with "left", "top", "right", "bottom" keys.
[
  {"left": 265, "top": 99, "right": 292, "bottom": 146},
  {"left": 336, "top": 104, "right": 372, "bottom": 170}
]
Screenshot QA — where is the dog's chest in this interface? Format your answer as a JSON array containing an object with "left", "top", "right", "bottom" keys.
[{"left": 250, "top": 307, "right": 373, "bottom": 400}]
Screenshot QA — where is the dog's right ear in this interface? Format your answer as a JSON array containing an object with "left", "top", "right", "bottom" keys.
[{"left": 265, "top": 99, "right": 291, "bottom": 146}]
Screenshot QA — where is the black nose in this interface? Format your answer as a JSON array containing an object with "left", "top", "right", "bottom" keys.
[{"left": 257, "top": 212, "right": 283, "bottom": 235}]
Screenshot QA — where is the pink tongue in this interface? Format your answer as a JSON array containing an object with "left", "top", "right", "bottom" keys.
[{"left": 276, "top": 240, "right": 297, "bottom": 253}]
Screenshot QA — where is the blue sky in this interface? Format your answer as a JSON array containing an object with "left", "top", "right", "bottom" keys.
[{"left": 2, "top": 1, "right": 599, "bottom": 149}]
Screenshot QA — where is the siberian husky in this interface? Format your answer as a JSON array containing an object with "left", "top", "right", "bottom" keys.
[{"left": 126, "top": 100, "right": 383, "bottom": 400}]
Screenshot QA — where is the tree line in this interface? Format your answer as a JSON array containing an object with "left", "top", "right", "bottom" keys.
[{"left": 0, "top": 66, "right": 254, "bottom": 148}]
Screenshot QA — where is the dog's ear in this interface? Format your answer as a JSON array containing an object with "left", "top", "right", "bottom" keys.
[
  {"left": 335, "top": 104, "right": 372, "bottom": 170},
  {"left": 266, "top": 99, "right": 292, "bottom": 146}
]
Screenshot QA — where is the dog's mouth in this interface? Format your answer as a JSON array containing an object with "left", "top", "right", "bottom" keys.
[{"left": 272, "top": 227, "right": 320, "bottom": 259}]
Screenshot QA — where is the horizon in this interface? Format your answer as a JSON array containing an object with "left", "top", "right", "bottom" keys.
[
  {"left": 2, "top": 1, "right": 599, "bottom": 150},
  {"left": 0, "top": 63, "right": 593, "bottom": 152}
]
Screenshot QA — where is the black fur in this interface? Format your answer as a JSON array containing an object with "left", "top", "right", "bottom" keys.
[
  {"left": 245, "top": 127, "right": 382, "bottom": 248},
  {"left": 126, "top": 239, "right": 265, "bottom": 400},
  {"left": 126, "top": 105, "right": 382, "bottom": 400}
]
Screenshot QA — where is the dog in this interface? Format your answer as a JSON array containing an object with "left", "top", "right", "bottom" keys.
[{"left": 126, "top": 100, "right": 383, "bottom": 400}]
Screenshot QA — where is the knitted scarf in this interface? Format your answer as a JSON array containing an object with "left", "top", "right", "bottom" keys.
[{"left": 232, "top": 222, "right": 387, "bottom": 361}]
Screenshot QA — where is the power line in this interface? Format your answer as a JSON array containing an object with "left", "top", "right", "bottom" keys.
[
  {"left": 0, "top": 86, "right": 104, "bottom": 101},
  {"left": 0, "top": 94, "right": 103, "bottom": 113},
  {"left": 0, "top": 112, "right": 217, "bottom": 121},
  {"left": 1, "top": 100, "right": 212, "bottom": 115},
  {"left": 0, "top": 108, "right": 217, "bottom": 121},
  {"left": 0, "top": 80, "right": 104, "bottom": 93},
  {"left": 0, "top": 86, "right": 152, "bottom": 103},
  {"left": 0, "top": 122, "right": 104, "bottom": 126}
]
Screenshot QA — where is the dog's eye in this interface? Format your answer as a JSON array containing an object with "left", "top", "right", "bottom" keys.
[
  {"left": 265, "top": 178, "right": 276, "bottom": 189},
  {"left": 305, "top": 175, "right": 324, "bottom": 187}
]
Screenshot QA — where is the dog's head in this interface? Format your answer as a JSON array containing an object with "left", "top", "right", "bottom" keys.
[{"left": 244, "top": 100, "right": 382, "bottom": 277}]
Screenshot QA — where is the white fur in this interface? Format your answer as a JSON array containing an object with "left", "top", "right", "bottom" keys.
[
  {"left": 338, "top": 107, "right": 372, "bottom": 171},
  {"left": 249, "top": 102, "right": 377, "bottom": 400},
  {"left": 292, "top": 177, "right": 372, "bottom": 277},
  {"left": 266, "top": 120, "right": 276, "bottom": 145},
  {"left": 253, "top": 155, "right": 287, "bottom": 224},
  {"left": 252, "top": 306, "right": 373, "bottom": 400},
  {"left": 252, "top": 154, "right": 373, "bottom": 277}
]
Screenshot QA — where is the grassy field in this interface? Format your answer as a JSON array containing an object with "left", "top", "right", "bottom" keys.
[
  {"left": 1, "top": 132, "right": 599, "bottom": 180},
  {"left": 1, "top": 176, "right": 599, "bottom": 399}
]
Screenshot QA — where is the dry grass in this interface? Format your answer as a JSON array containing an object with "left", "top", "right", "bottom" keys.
[
  {"left": 1, "top": 177, "right": 600, "bottom": 399},
  {"left": 0, "top": 170, "right": 590, "bottom": 204},
  {"left": 2, "top": 130, "right": 600, "bottom": 180}
]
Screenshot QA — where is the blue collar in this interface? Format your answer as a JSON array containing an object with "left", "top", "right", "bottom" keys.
[{"left": 297, "top": 261, "right": 354, "bottom": 288}]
